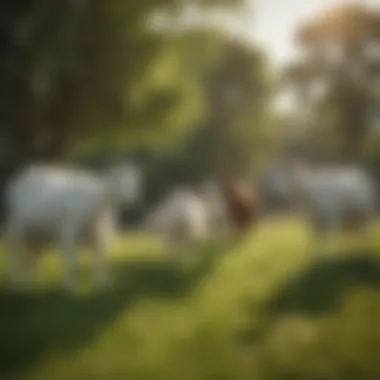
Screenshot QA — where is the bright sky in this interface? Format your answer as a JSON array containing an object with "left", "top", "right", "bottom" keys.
[
  {"left": 153, "top": 0, "right": 378, "bottom": 67},
  {"left": 245, "top": 0, "right": 379, "bottom": 113},
  {"left": 251, "top": 0, "right": 379, "bottom": 67}
]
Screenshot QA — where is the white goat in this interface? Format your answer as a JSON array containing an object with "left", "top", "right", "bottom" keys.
[
  {"left": 143, "top": 182, "right": 230, "bottom": 261},
  {"left": 281, "top": 162, "right": 377, "bottom": 256},
  {"left": 197, "top": 180, "right": 231, "bottom": 235},
  {"left": 3, "top": 162, "right": 143, "bottom": 292}
]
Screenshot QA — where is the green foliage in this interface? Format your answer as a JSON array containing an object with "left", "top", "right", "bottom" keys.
[
  {"left": 0, "top": 0, "right": 273, "bottom": 224},
  {"left": 283, "top": 3, "right": 380, "bottom": 162},
  {"left": 183, "top": 39, "right": 272, "bottom": 176},
  {"left": 70, "top": 31, "right": 273, "bottom": 215},
  {"left": 0, "top": 0, "right": 244, "bottom": 160}
]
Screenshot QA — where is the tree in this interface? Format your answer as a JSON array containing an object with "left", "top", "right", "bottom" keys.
[
  {"left": 281, "top": 3, "right": 380, "bottom": 162},
  {"left": 183, "top": 37, "right": 270, "bottom": 177},
  {"left": 0, "top": 0, "right": 245, "bottom": 162}
]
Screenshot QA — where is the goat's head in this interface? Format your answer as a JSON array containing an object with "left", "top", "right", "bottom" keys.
[{"left": 105, "top": 162, "right": 144, "bottom": 205}]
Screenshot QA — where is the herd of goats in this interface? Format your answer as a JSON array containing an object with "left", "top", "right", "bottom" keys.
[{"left": 0, "top": 157, "right": 378, "bottom": 292}]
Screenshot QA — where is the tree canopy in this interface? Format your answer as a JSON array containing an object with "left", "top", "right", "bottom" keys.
[
  {"left": 0, "top": 0, "right": 245, "bottom": 161},
  {"left": 281, "top": 3, "right": 380, "bottom": 162}
]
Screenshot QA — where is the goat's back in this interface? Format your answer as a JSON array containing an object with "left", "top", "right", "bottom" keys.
[
  {"left": 4, "top": 164, "right": 109, "bottom": 237},
  {"left": 143, "top": 188, "right": 210, "bottom": 240}
]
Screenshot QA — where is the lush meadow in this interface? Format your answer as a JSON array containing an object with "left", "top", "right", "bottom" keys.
[{"left": 1, "top": 218, "right": 380, "bottom": 380}]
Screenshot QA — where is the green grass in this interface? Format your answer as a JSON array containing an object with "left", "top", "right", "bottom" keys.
[{"left": 0, "top": 218, "right": 380, "bottom": 380}]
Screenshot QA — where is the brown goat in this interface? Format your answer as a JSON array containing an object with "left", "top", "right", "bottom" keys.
[{"left": 218, "top": 175, "right": 258, "bottom": 234}]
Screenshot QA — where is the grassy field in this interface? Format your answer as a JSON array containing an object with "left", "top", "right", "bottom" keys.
[{"left": 0, "top": 217, "right": 380, "bottom": 380}]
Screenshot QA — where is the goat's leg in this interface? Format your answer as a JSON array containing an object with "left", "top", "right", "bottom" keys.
[
  {"left": 323, "top": 216, "right": 341, "bottom": 258},
  {"left": 25, "top": 245, "right": 41, "bottom": 290},
  {"left": 309, "top": 228, "right": 325, "bottom": 259},
  {"left": 91, "top": 234, "right": 109, "bottom": 289},
  {"left": 6, "top": 225, "right": 31, "bottom": 292},
  {"left": 309, "top": 218, "right": 338, "bottom": 260},
  {"left": 60, "top": 229, "right": 78, "bottom": 293},
  {"left": 308, "top": 213, "right": 325, "bottom": 259}
]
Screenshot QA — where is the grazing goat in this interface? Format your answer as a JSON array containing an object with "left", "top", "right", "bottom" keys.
[
  {"left": 280, "top": 161, "right": 377, "bottom": 255},
  {"left": 4, "top": 162, "right": 143, "bottom": 292},
  {"left": 144, "top": 187, "right": 209, "bottom": 255},
  {"left": 143, "top": 183, "right": 230, "bottom": 261},
  {"left": 196, "top": 180, "right": 231, "bottom": 235}
]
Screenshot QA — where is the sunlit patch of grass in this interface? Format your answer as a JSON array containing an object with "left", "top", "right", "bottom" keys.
[
  {"left": 255, "top": 289, "right": 380, "bottom": 380},
  {"left": 0, "top": 217, "right": 379, "bottom": 380}
]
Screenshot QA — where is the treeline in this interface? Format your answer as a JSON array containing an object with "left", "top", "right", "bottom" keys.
[{"left": 0, "top": 0, "right": 276, "bottom": 222}]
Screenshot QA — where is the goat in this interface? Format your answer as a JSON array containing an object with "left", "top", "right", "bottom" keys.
[
  {"left": 280, "top": 161, "right": 377, "bottom": 256},
  {"left": 143, "top": 182, "right": 231, "bottom": 262},
  {"left": 143, "top": 187, "right": 209, "bottom": 257},
  {"left": 3, "top": 162, "right": 143, "bottom": 292}
]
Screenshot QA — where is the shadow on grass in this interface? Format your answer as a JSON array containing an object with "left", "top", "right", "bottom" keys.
[
  {"left": 266, "top": 253, "right": 380, "bottom": 316},
  {"left": 237, "top": 252, "right": 380, "bottom": 346},
  {"left": 0, "top": 245, "right": 222, "bottom": 378}
]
